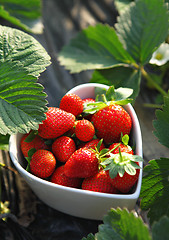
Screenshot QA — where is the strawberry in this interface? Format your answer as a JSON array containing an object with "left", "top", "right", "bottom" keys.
[
  {"left": 20, "top": 132, "right": 49, "bottom": 158},
  {"left": 84, "top": 86, "right": 133, "bottom": 144},
  {"left": 91, "top": 104, "right": 132, "bottom": 144},
  {"left": 51, "top": 165, "right": 82, "bottom": 188},
  {"left": 82, "top": 98, "right": 95, "bottom": 104},
  {"left": 30, "top": 149, "right": 56, "bottom": 178},
  {"left": 82, "top": 98, "right": 95, "bottom": 121},
  {"left": 109, "top": 143, "right": 133, "bottom": 155},
  {"left": 75, "top": 119, "right": 95, "bottom": 142},
  {"left": 103, "top": 148, "right": 142, "bottom": 193},
  {"left": 108, "top": 165, "right": 140, "bottom": 193},
  {"left": 59, "top": 93, "right": 83, "bottom": 117},
  {"left": 82, "top": 169, "right": 118, "bottom": 194},
  {"left": 64, "top": 147, "right": 99, "bottom": 178},
  {"left": 82, "top": 138, "right": 105, "bottom": 151},
  {"left": 38, "top": 107, "right": 75, "bottom": 139},
  {"left": 52, "top": 136, "right": 76, "bottom": 163}
]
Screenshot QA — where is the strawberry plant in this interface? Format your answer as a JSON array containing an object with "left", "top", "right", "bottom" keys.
[
  {"left": 57, "top": 0, "right": 169, "bottom": 239},
  {"left": 0, "top": 0, "right": 43, "bottom": 34}
]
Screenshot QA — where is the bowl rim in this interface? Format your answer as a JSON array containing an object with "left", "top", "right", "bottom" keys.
[{"left": 9, "top": 82, "right": 143, "bottom": 200}]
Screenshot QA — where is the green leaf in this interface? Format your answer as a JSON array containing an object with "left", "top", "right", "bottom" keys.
[
  {"left": 115, "top": 0, "right": 169, "bottom": 64},
  {"left": 121, "top": 134, "right": 129, "bottom": 145},
  {"left": 0, "top": 0, "right": 43, "bottom": 34},
  {"left": 95, "top": 208, "right": 151, "bottom": 240},
  {"left": 90, "top": 67, "right": 141, "bottom": 100},
  {"left": 0, "top": 134, "right": 10, "bottom": 150},
  {"left": 153, "top": 93, "right": 169, "bottom": 148},
  {"left": 114, "top": 0, "right": 134, "bottom": 14},
  {"left": 82, "top": 233, "right": 95, "bottom": 240},
  {"left": 152, "top": 216, "right": 169, "bottom": 240},
  {"left": 140, "top": 158, "right": 169, "bottom": 225},
  {"left": 0, "top": 25, "right": 51, "bottom": 77},
  {"left": 124, "top": 163, "right": 136, "bottom": 175},
  {"left": 0, "top": 61, "right": 48, "bottom": 135},
  {"left": 58, "top": 23, "right": 135, "bottom": 73}
]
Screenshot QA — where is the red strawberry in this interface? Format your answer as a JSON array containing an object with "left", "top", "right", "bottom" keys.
[
  {"left": 91, "top": 104, "right": 132, "bottom": 144},
  {"left": 104, "top": 147, "right": 142, "bottom": 193},
  {"left": 82, "top": 98, "right": 95, "bottom": 121},
  {"left": 75, "top": 119, "right": 95, "bottom": 142},
  {"left": 38, "top": 107, "right": 75, "bottom": 139},
  {"left": 20, "top": 132, "right": 49, "bottom": 158},
  {"left": 59, "top": 93, "right": 83, "bottom": 117},
  {"left": 82, "top": 138, "right": 105, "bottom": 151},
  {"left": 64, "top": 147, "right": 98, "bottom": 178},
  {"left": 82, "top": 98, "right": 95, "bottom": 104},
  {"left": 107, "top": 165, "right": 140, "bottom": 193},
  {"left": 82, "top": 169, "right": 118, "bottom": 194},
  {"left": 51, "top": 165, "right": 82, "bottom": 188},
  {"left": 52, "top": 136, "right": 76, "bottom": 163},
  {"left": 109, "top": 142, "right": 133, "bottom": 155},
  {"left": 30, "top": 149, "right": 56, "bottom": 178},
  {"left": 83, "top": 86, "right": 133, "bottom": 144}
]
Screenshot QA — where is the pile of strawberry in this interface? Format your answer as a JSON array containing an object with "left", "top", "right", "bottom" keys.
[{"left": 20, "top": 86, "right": 143, "bottom": 194}]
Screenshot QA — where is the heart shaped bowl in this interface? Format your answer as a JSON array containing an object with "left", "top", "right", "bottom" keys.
[{"left": 9, "top": 83, "right": 143, "bottom": 220}]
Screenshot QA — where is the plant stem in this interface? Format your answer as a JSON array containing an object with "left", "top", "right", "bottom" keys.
[
  {"left": 141, "top": 66, "right": 167, "bottom": 97},
  {"left": 143, "top": 103, "right": 163, "bottom": 109}
]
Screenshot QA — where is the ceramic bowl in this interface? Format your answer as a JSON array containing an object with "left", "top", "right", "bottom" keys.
[{"left": 9, "top": 83, "right": 143, "bottom": 220}]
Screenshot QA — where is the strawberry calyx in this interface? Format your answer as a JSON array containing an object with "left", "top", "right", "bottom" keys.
[
  {"left": 90, "top": 139, "right": 121, "bottom": 167},
  {"left": 102, "top": 149, "right": 143, "bottom": 179},
  {"left": 83, "top": 85, "right": 133, "bottom": 114},
  {"left": 25, "top": 148, "right": 37, "bottom": 171}
]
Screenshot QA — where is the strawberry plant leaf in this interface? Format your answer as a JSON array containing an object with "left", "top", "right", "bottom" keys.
[
  {"left": 94, "top": 208, "right": 151, "bottom": 240},
  {"left": 121, "top": 134, "right": 129, "bottom": 146},
  {"left": 114, "top": 0, "right": 134, "bottom": 14},
  {"left": 91, "top": 67, "right": 141, "bottom": 100},
  {"left": 0, "top": 25, "right": 51, "bottom": 77},
  {"left": 58, "top": 23, "right": 135, "bottom": 73},
  {"left": 153, "top": 93, "right": 169, "bottom": 148},
  {"left": 124, "top": 163, "right": 136, "bottom": 175},
  {"left": 0, "top": 0, "right": 43, "bottom": 34},
  {"left": 0, "top": 61, "right": 48, "bottom": 135},
  {"left": 140, "top": 158, "right": 169, "bottom": 225},
  {"left": 152, "top": 216, "right": 169, "bottom": 240},
  {"left": 82, "top": 233, "right": 95, "bottom": 240},
  {"left": 115, "top": 0, "right": 169, "bottom": 65}
]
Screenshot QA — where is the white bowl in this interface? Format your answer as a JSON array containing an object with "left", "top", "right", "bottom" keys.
[{"left": 9, "top": 83, "right": 143, "bottom": 220}]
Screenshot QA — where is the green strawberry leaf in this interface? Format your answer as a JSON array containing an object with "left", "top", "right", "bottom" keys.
[
  {"left": 152, "top": 216, "right": 169, "bottom": 240},
  {"left": 153, "top": 92, "right": 169, "bottom": 148},
  {"left": 0, "top": 0, "right": 43, "bottom": 34},
  {"left": 58, "top": 23, "right": 135, "bottom": 73},
  {"left": 121, "top": 134, "right": 129, "bottom": 146},
  {"left": 106, "top": 86, "right": 133, "bottom": 103},
  {"left": 0, "top": 134, "right": 10, "bottom": 150},
  {"left": 82, "top": 233, "right": 95, "bottom": 240},
  {"left": 0, "top": 61, "right": 48, "bottom": 135},
  {"left": 0, "top": 25, "right": 51, "bottom": 77},
  {"left": 124, "top": 163, "right": 136, "bottom": 175},
  {"left": 115, "top": 0, "right": 169, "bottom": 65},
  {"left": 91, "top": 67, "right": 141, "bottom": 101},
  {"left": 96, "top": 139, "right": 104, "bottom": 152},
  {"left": 140, "top": 158, "right": 169, "bottom": 225},
  {"left": 104, "top": 152, "right": 143, "bottom": 178},
  {"left": 96, "top": 208, "right": 151, "bottom": 240},
  {"left": 24, "top": 131, "right": 38, "bottom": 143},
  {"left": 114, "top": 0, "right": 134, "bottom": 14},
  {"left": 25, "top": 148, "right": 36, "bottom": 171}
]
